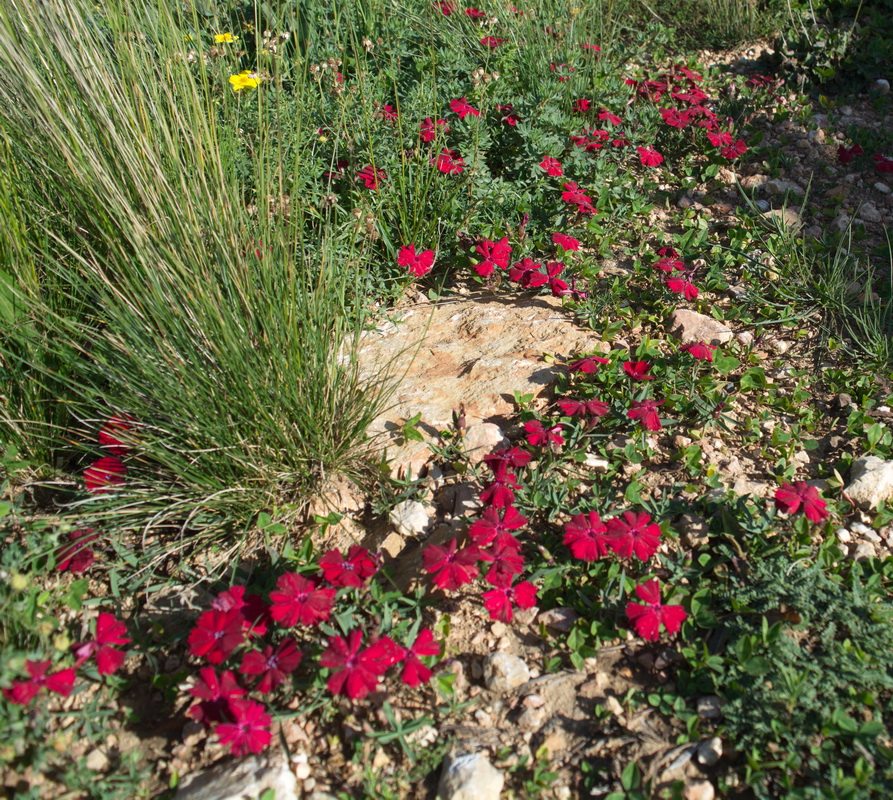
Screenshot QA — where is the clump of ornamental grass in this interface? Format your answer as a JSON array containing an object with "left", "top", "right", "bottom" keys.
[{"left": 0, "top": 0, "right": 397, "bottom": 541}]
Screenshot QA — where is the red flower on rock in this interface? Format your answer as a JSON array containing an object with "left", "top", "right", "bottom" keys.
[
  {"left": 399, "top": 629, "right": 441, "bottom": 687},
  {"left": 268, "top": 573, "right": 336, "bottom": 628},
  {"left": 540, "top": 156, "right": 563, "bottom": 176},
  {"left": 552, "top": 233, "right": 580, "bottom": 251},
  {"left": 356, "top": 165, "right": 385, "bottom": 190},
  {"left": 215, "top": 698, "right": 272, "bottom": 756},
  {"left": 563, "top": 511, "right": 610, "bottom": 561},
  {"left": 188, "top": 609, "right": 244, "bottom": 664},
  {"left": 73, "top": 612, "right": 131, "bottom": 675},
  {"left": 57, "top": 528, "right": 100, "bottom": 574},
  {"left": 628, "top": 398, "right": 664, "bottom": 431},
  {"left": 626, "top": 578, "right": 687, "bottom": 641},
  {"left": 450, "top": 97, "right": 480, "bottom": 119},
  {"left": 398, "top": 244, "right": 436, "bottom": 277},
  {"left": 240, "top": 639, "right": 302, "bottom": 693},
  {"left": 187, "top": 667, "right": 246, "bottom": 725},
  {"left": 469, "top": 505, "right": 528, "bottom": 548},
  {"left": 3, "top": 660, "right": 76, "bottom": 706},
  {"left": 774, "top": 481, "right": 829, "bottom": 523},
  {"left": 623, "top": 360, "right": 655, "bottom": 381},
  {"left": 605, "top": 511, "right": 662, "bottom": 561},
  {"left": 482, "top": 579, "right": 537, "bottom": 622},
  {"left": 637, "top": 146, "right": 663, "bottom": 167},
  {"left": 420, "top": 117, "right": 449, "bottom": 142},
  {"left": 680, "top": 342, "right": 716, "bottom": 361},
  {"left": 320, "top": 630, "right": 400, "bottom": 700},
  {"left": 524, "top": 419, "right": 564, "bottom": 449},
  {"left": 435, "top": 148, "right": 465, "bottom": 174},
  {"left": 422, "top": 539, "right": 481, "bottom": 590},
  {"left": 84, "top": 456, "right": 126, "bottom": 494}
]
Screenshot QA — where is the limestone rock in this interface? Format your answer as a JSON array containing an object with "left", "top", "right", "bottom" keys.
[
  {"left": 437, "top": 752, "right": 504, "bottom": 800},
  {"left": 483, "top": 651, "right": 530, "bottom": 693},
  {"left": 174, "top": 752, "right": 298, "bottom": 800},
  {"left": 696, "top": 737, "right": 723, "bottom": 767},
  {"left": 846, "top": 456, "right": 893, "bottom": 509},
  {"left": 683, "top": 780, "right": 716, "bottom": 800},
  {"left": 765, "top": 178, "right": 804, "bottom": 197},
  {"left": 761, "top": 207, "right": 802, "bottom": 233},
  {"left": 667, "top": 310, "right": 733, "bottom": 346},
  {"left": 462, "top": 423, "right": 508, "bottom": 464},
  {"left": 389, "top": 500, "right": 430, "bottom": 537}
]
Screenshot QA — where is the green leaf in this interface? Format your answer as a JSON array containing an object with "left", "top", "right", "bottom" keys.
[
  {"left": 713, "top": 355, "right": 740, "bottom": 375},
  {"left": 64, "top": 579, "right": 90, "bottom": 611},
  {"left": 620, "top": 760, "right": 640, "bottom": 791},
  {"left": 743, "top": 656, "right": 771, "bottom": 676}
]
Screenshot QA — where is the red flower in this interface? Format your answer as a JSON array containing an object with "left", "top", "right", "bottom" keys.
[
  {"left": 605, "top": 511, "right": 662, "bottom": 561},
  {"left": 573, "top": 98, "right": 591, "bottom": 113},
  {"left": 560, "top": 181, "right": 596, "bottom": 214},
  {"left": 483, "top": 540, "right": 525, "bottom": 585},
  {"left": 378, "top": 104, "right": 399, "bottom": 122},
  {"left": 666, "top": 274, "right": 699, "bottom": 300},
  {"left": 480, "top": 470, "right": 519, "bottom": 507},
  {"left": 215, "top": 698, "right": 272, "bottom": 756},
  {"left": 552, "top": 233, "right": 580, "bottom": 251},
  {"left": 211, "top": 585, "right": 269, "bottom": 637},
  {"left": 482, "top": 446, "right": 532, "bottom": 473},
  {"left": 637, "top": 146, "right": 663, "bottom": 167},
  {"left": 482, "top": 579, "right": 537, "bottom": 622},
  {"left": 627, "top": 398, "right": 664, "bottom": 431},
  {"left": 654, "top": 256, "right": 685, "bottom": 272},
  {"left": 397, "top": 244, "right": 436, "bottom": 277},
  {"left": 84, "top": 456, "right": 126, "bottom": 494},
  {"left": 873, "top": 153, "right": 893, "bottom": 173},
  {"left": 357, "top": 165, "right": 385, "bottom": 190},
  {"left": 545, "top": 261, "right": 568, "bottom": 296},
  {"left": 720, "top": 140, "right": 747, "bottom": 160},
  {"left": 508, "top": 257, "right": 547, "bottom": 287},
  {"left": 465, "top": 7, "right": 486, "bottom": 16},
  {"left": 240, "top": 638, "right": 302, "bottom": 693},
  {"left": 680, "top": 342, "right": 716, "bottom": 361},
  {"left": 569, "top": 355, "right": 608, "bottom": 374},
  {"left": 3, "top": 660, "right": 76, "bottom": 706},
  {"left": 98, "top": 414, "right": 134, "bottom": 455},
  {"left": 468, "top": 505, "right": 528, "bottom": 548},
  {"left": 481, "top": 36, "right": 503, "bottom": 48},
  {"left": 188, "top": 667, "right": 246, "bottom": 725},
  {"left": 436, "top": 0, "right": 456, "bottom": 13},
  {"left": 707, "top": 130, "right": 734, "bottom": 147},
  {"left": 73, "top": 612, "right": 131, "bottom": 675},
  {"left": 626, "top": 578, "right": 687, "bottom": 641},
  {"left": 837, "top": 143, "right": 863, "bottom": 164},
  {"left": 422, "top": 539, "right": 481, "bottom": 590},
  {"left": 319, "top": 545, "right": 378, "bottom": 588},
  {"left": 598, "top": 108, "right": 622, "bottom": 125},
  {"left": 57, "top": 528, "right": 100, "bottom": 574},
  {"left": 320, "top": 630, "right": 399, "bottom": 700},
  {"left": 563, "top": 511, "right": 610, "bottom": 561},
  {"left": 435, "top": 148, "right": 465, "bottom": 174},
  {"left": 420, "top": 117, "right": 448, "bottom": 143},
  {"left": 580, "top": 43, "right": 601, "bottom": 51},
  {"left": 269, "top": 573, "right": 336, "bottom": 628},
  {"left": 473, "top": 236, "right": 512, "bottom": 277},
  {"left": 399, "top": 629, "right": 441, "bottom": 687},
  {"left": 556, "top": 397, "right": 609, "bottom": 420},
  {"left": 623, "top": 360, "right": 655, "bottom": 381},
  {"left": 188, "top": 609, "right": 244, "bottom": 664},
  {"left": 524, "top": 419, "right": 564, "bottom": 449},
  {"left": 450, "top": 97, "right": 480, "bottom": 118},
  {"left": 660, "top": 107, "right": 692, "bottom": 129},
  {"left": 775, "top": 481, "right": 829, "bottom": 523},
  {"left": 540, "top": 156, "right": 563, "bottom": 176}
]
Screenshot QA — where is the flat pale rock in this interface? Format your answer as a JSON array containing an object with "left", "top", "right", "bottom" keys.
[
  {"left": 846, "top": 455, "right": 893, "bottom": 510},
  {"left": 360, "top": 293, "right": 605, "bottom": 476},
  {"left": 484, "top": 650, "right": 530, "bottom": 693},
  {"left": 174, "top": 752, "right": 298, "bottom": 800},
  {"left": 667, "top": 310, "right": 733, "bottom": 346},
  {"left": 437, "top": 752, "right": 504, "bottom": 800}
]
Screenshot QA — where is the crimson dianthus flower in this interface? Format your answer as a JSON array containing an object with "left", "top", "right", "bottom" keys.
[
  {"left": 569, "top": 355, "right": 609, "bottom": 374},
  {"left": 450, "top": 97, "right": 480, "bottom": 118},
  {"left": 420, "top": 116, "right": 449, "bottom": 142},
  {"left": 837, "top": 143, "right": 863, "bottom": 164},
  {"left": 319, "top": 545, "right": 378, "bottom": 588},
  {"left": 623, "top": 360, "right": 655, "bottom": 381},
  {"left": 637, "top": 146, "right": 664, "bottom": 167},
  {"left": 482, "top": 579, "right": 537, "bottom": 622},
  {"left": 188, "top": 609, "right": 244, "bottom": 664},
  {"left": 188, "top": 667, "right": 246, "bottom": 725},
  {"left": 215, "top": 698, "right": 272, "bottom": 756},
  {"left": 57, "top": 528, "right": 100, "bottom": 574},
  {"left": 268, "top": 573, "right": 336, "bottom": 628},
  {"left": 524, "top": 419, "right": 564, "bottom": 450},
  {"left": 598, "top": 108, "right": 622, "bottom": 125},
  {"left": 497, "top": 103, "right": 519, "bottom": 125},
  {"left": 398, "top": 244, "right": 436, "bottom": 277},
  {"left": 580, "top": 43, "right": 601, "bottom": 51},
  {"left": 720, "top": 140, "right": 747, "bottom": 159},
  {"left": 356, "top": 165, "right": 385, "bottom": 190},
  {"left": 435, "top": 148, "right": 465, "bottom": 174},
  {"left": 84, "top": 456, "right": 126, "bottom": 494},
  {"left": 706, "top": 130, "right": 734, "bottom": 147},
  {"left": 481, "top": 36, "right": 503, "bottom": 48},
  {"left": 399, "top": 628, "right": 441, "bottom": 687},
  {"left": 320, "top": 630, "right": 399, "bottom": 700},
  {"left": 473, "top": 236, "right": 512, "bottom": 277},
  {"left": 563, "top": 511, "right": 610, "bottom": 561},
  {"left": 680, "top": 342, "right": 716, "bottom": 362},
  {"left": 774, "top": 481, "right": 829, "bottom": 523},
  {"left": 3, "top": 660, "right": 76, "bottom": 706},
  {"left": 627, "top": 398, "right": 664, "bottom": 431},
  {"left": 873, "top": 153, "right": 893, "bottom": 173},
  {"left": 545, "top": 261, "right": 568, "bottom": 296},
  {"left": 552, "top": 233, "right": 580, "bottom": 251},
  {"left": 98, "top": 414, "right": 135, "bottom": 455},
  {"left": 654, "top": 256, "right": 685, "bottom": 272},
  {"left": 73, "top": 612, "right": 130, "bottom": 675},
  {"left": 561, "top": 181, "right": 593, "bottom": 208},
  {"left": 573, "top": 98, "right": 591, "bottom": 113},
  {"left": 556, "top": 397, "right": 609, "bottom": 421},
  {"left": 626, "top": 578, "right": 687, "bottom": 641},
  {"left": 422, "top": 539, "right": 481, "bottom": 590},
  {"left": 666, "top": 274, "right": 699, "bottom": 300},
  {"left": 211, "top": 585, "right": 269, "bottom": 637},
  {"left": 378, "top": 104, "right": 399, "bottom": 122},
  {"left": 468, "top": 505, "right": 528, "bottom": 548},
  {"left": 540, "top": 156, "right": 563, "bottom": 176},
  {"left": 436, "top": 0, "right": 456, "bottom": 13},
  {"left": 465, "top": 7, "right": 485, "bottom": 16},
  {"left": 508, "top": 257, "right": 547, "bottom": 287},
  {"left": 240, "top": 638, "right": 302, "bottom": 694},
  {"left": 605, "top": 511, "right": 662, "bottom": 561},
  {"left": 480, "top": 470, "right": 520, "bottom": 507},
  {"left": 483, "top": 540, "right": 525, "bottom": 585},
  {"left": 482, "top": 446, "right": 532, "bottom": 473}
]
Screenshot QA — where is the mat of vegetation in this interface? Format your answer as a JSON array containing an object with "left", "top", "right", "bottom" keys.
[{"left": 1, "top": 0, "right": 892, "bottom": 798}]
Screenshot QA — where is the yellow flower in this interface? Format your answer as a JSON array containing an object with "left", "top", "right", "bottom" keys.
[
  {"left": 229, "top": 70, "right": 260, "bottom": 92},
  {"left": 214, "top": 32, "right": 237, "bottom": 43}
]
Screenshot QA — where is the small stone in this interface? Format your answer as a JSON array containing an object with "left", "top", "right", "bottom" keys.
[
  {"left": 768, "top": 339, "right": 790, "bottom": 355},
  {"left": 859, "top": 203, "right": 882, "bottom": 223},
  {"left": 517, "top": 706, "right": 549, "bottom": 732},
  {"left": 836, "top": 528, "right": 852, "bottom": 544},
  {"left": 740, "top": 174, "right": 768, "bottom": 191},
  {"left": 537, "top": 607, "right": 579, "bottom": 633},
  {"left": 540, "top": 729, "right": 568, "bottom": 758},
  {"left": 840, "top": 105, "right": 854, "bottom": 116},
  {"left": 696, "top": 737, "right": 723, "bottom": 767},
  {"left": 677, "top": 513, "right": 709, "bottom": 549},
  {"left": 389, "top": 500, "right": 430, "bottom": 537},
  {"left": 174, "top": 753, "right": 299, "bottom": 800},
  {"left": 765, "top": 178, "right": 804, "bottom": 197},
  {"left": 761, "top": 208, "right": 802, "bottom": 233},
  {"left": 807, "top": 129, "right": 825, "bottom": 144},
  {"left": 437, "top": 752, "right": 504, "bottom": 800},
  {"left": 379, "top": 532, "right": 405, "bottom": 559},
  {"left": 303, "top": 778, "right": 317, "bottom": 793},
  {"left": 755, "top": 199, "right": 770, "bottom": 212},
  {"left": 483, "top": 651, "right": 530, "bottom": 693},
  {"left": 874, "top": 79, "right": 891, "bottom": 95},
  {"left": 523, "top": 694, "right": 545, "bottom": 709},
  {"left": 697, "top": 696, "right": 723, "bottom": 720},
  {"left": 667, "top": 309, "right": 733, "bottom": 346},
  {"left": 875, "top": 182, "right": 891, "bottom": 195},
  {"left": 583, "top": 453, "right": 611, "bottom": 473},
  {"left": 462, "top": 423, "right": 509, "bottom": 464},
  {"left": 846, "top": 456, "right": 893, "bottom": 510},
  {"left": 295, "top": 762, "right": 312, "bottom": 781},
  {"left": 736, "top": 331, "right": 754, "bottom": 346},
  {"left": 604, "top": 695, "right": 625, "bottom": 718},
  {"left": 849, "top": 541, "right": 877, "bottom": 561},
  {"left": 683, "top": 780, "right": 716, "bottom": 800},
  {"left": 86, "top": 748, "right": 109, "bottom": 772}
]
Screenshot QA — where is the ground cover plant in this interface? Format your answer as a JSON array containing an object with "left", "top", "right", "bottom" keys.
[{"left": 1, "top": 0, "right": 893, "bottom": 797}]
